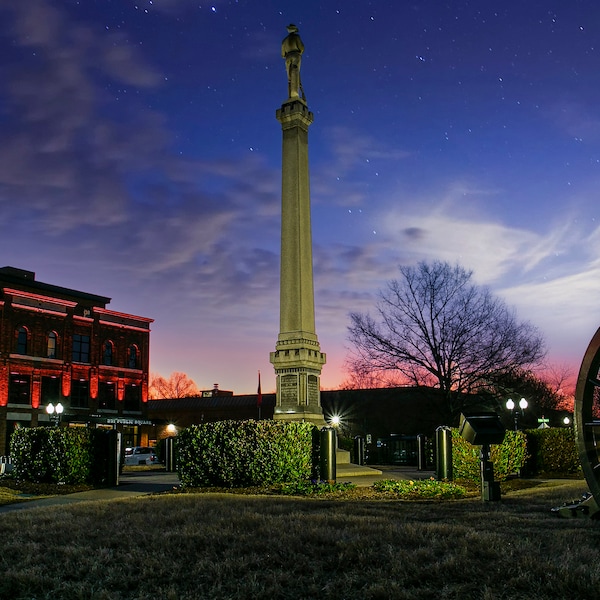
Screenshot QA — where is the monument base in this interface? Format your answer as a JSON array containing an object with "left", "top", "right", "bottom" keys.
[
  {"left": 273, "top": 410, "right": 326, "bottom": 427},
  {"left": 270, "top": 338, "right": 326, "bottom": 424}
]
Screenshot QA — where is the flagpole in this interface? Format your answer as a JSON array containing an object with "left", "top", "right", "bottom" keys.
[{"left": 257, "top": 370, "right": 262, "bottom": 420}]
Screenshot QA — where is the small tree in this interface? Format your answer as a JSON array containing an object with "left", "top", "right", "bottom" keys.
[
  {"left": 543, "top": 362, "right": 576, "bottom": 412},
  {"left": 340, "top": 369, "right": 407, "bottom": 390},
  {"left": 149, "top": 371, "right": 199, "bottom": 399},
  {"left": 347, "top": 261, "right": 546, "bottom": 419},
  {"left": 491, "top": 368, "right": 567, "bottom": 420}
]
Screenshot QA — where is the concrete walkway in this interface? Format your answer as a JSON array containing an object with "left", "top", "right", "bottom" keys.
[
  {"left": 0, "top": 465, "right": 435, "bottom": 514},
  {"left": 0, "top": 470, "right": 180, "bottom": 514},
  {"left": 340, "top": 464, "right": 435, "bottom": 487}
]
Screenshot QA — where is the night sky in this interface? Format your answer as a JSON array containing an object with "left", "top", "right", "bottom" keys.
[{"left": 1, "top": 1, "right": 599, "bottom": 394}]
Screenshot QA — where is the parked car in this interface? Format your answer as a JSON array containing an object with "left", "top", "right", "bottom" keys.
[{"left": 124, "top": 446, "right": 158, "bottom": 466}]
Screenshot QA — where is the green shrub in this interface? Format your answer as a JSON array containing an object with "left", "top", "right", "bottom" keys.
[
  {"left": 60, "top": 428, "right": 95, "bottom": 484},
  {"left": 278, "top": 480, "right": 356, "bottom": 496},
  {"left": 338, "top": 436, "right": 353, "bottom": 453},
  {"left": 450, "top": 430, "right": 480, "bottom": 482},
  {"left": 451, "top": 428, "right": 527, "bottom": 483},
  {"left": 373, "top": 478, "right": 467, "bottom": 499},
  {"left": 490, "top": 430, "right": 528, "bottom": 479},
  {"left": 176, "top": 420, "right": 315, "bottom": 488},
  {"left": 10, "top": 427, "right": 112, "bottom": 485},
  {"left": 10, "top": 427, "right": 55, "bottom": 483},
  {"left": 522, "top": 428, "right": 580, "bottom": 476}
]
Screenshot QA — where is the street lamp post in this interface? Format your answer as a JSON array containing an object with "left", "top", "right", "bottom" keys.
[
  {"left": 506, "top": 397, "right": 528, "bottom": 431},
  {"left": 46, "top": 402, "right": 64, "bottom": 427}
]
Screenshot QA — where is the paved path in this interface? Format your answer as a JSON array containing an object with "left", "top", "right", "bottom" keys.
[
  {"left": 0, "top": 470, "right": 180, "bottom": 514},
  {"left": 341, "top": 464, "right": 435, "bottom": 487},
  {"left": 0, "top": 465, "right": 435, "bottom": 514}
]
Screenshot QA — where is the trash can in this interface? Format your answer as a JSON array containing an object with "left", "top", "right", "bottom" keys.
[
  {"left": 320, "top": 427, "right": 337, "bottom": 484},
  {"left": 435, "top": 426, "right": 453, "bottom": 481},
  {"left": 105, "top": 430, "right": 121, "bottom": 486},
  {"left": 353, "top": 436, "right": 365, "bottom": 466},
  {"left": 417, "top": 434, "right": 427, "bottom": 471},
  {"left": 165, "top": 436, "right": 176, "bottom": 472}
]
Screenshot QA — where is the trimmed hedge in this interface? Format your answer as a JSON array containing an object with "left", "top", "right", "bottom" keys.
[
  {"left": 522, "top": 427, "right": 580, "bottom": 476},
  {"left": 451, "top": 428, "right": 527, "bottom": 483},
  {"left": 176, "top": 420, "right": 316, "bottom": 488},
  {"left": 10, "top": 427, "right": 113, "bottom": 485}
]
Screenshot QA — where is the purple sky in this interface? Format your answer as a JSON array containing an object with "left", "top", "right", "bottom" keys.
[{"left": 1, "top": 1, "right": 599, "bottom": 394}]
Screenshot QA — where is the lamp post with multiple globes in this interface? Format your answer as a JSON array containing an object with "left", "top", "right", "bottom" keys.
[
  {"left": 506, "top": 397, "right": 528, "bottom": 431},
  {"left": 46, "top": 402, "right": 64, "bottom": 427}
]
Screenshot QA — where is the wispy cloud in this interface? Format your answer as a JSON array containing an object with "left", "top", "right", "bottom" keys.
[
  {"left": 380, "top": 196, "right": 600, "bottom": 356},
  {"left": 2, "top": 0, "right": 599, "bottom": 392},
  {"left": 0, "top": 1, "right": 282, "bottom": 312},
  {"left": 311, "top": 126, "right": 411, "bottom": 207},
  {"left": 544, "top": 99, "right": 600, "bottom": 142}
]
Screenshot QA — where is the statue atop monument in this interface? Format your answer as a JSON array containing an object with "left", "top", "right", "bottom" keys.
[{"left": 281, "top": 24, "right": 305, "bottom": 101}]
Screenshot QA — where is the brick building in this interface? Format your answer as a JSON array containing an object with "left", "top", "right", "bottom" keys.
[
  {"left": 146, "top": 387, "right": 451, "bottom": 441},
  {"left": 0, "top": 267, "right": 153, "bottom": 453},
  {"left": 148, "top": 389, "right": 274, "bottom": 440}
]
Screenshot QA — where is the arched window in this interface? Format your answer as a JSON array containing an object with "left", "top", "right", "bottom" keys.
[
  {"left": 47, "top": 331, "right": 57, "bottom": 359},
  {"left": 128, "top": 344, "right": 139, "bottom": 369},
  {"left": 103, "top": 340, "right": 114, "bottom": 366},
  {"left": 16, "top": 326, "right": 28, "bottom": 355}
]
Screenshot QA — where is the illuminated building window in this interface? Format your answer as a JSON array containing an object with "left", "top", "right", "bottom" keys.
[
  {"left": 71, "top": 380, "right": 89, "bottom": 408},
  {"left": 98, "top": 381, "right": 116, "bottom": 410},
  {"left": 124, "top": 384, "right": 141, "bottom": 411},
  {"left": 103, "top": 340, "right": 114, "bottom": 366},
  {"left": 16, "top": 326, "right": 28, "bottom": 355},
  {"left": 72, "top": 334, "right": 90, "bottom": 363},
  {"left": 128, "top": 344, "right": 139, "bottom": 369},
  {"left": 47, "top": 331, "right": 57, "bottom": 359},
  {"left": 41, "top": 376, "right": 60, "bottom": 405},
  {"left": 9, "top": 373, "right": 31, "bottom": 405}
]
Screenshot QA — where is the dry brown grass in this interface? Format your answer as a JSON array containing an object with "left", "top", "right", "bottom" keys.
[{"left": 0, "top": 479, "right": 598, "bottom": 599}]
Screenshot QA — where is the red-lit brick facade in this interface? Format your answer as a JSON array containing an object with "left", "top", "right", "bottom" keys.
[{"left": 0, "top": 267, "right": 153, "bottom": 454}]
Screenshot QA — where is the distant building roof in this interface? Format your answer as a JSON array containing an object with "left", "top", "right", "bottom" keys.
[
  {"left": 0, "top": 266, "right": 111, "bottom": 307},
  {"left": 148, "top": 393, "right": 275, "bottom": 411}
]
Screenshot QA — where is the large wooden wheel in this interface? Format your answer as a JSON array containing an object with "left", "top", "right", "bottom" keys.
[{"left": 574, "top": 327, "right": 600, "bottom": 510}]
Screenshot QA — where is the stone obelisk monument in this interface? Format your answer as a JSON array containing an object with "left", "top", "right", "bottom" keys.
[{"left": 270, "top": 24, "right": 326, "bottom": 425}]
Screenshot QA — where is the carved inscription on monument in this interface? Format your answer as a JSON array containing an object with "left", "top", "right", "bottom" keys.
[
  {"left": 307, "top": 375, "right": 319, "bottom": 404},
  {"left": 280, "top": 374, "right": 298, "bottom": 404}
]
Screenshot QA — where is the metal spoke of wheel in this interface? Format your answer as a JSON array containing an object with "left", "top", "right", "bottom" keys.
[{"left": 575, "top": 327, "right": 600, "bottom": 506}]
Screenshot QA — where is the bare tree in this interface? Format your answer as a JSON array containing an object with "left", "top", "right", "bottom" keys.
[
  {"left": 149, "top": 371, "right": 200, "bottom": 399},
  {"left": 544, "top": 362, "right": 575, "bottom": 406},
  {"left": 340, "top": 368, "right": 408, "bottom": 391},
  {"left": 347, "top": 261, "right": 546, "bottom": 418},
  {"left": 539, "top": 362, "right": 575, "bottom": 412}
]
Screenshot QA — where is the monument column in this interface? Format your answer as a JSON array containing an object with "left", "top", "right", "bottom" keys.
[{"left": 270, "top": 25, "right": 326, "bottom": 425}]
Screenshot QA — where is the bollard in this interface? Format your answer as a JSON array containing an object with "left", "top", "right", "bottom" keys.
[
  {"left": 480, "top": 443, "right": 501, "bottom": 501},
  {"left": 458, "top": 413, "right": 505, "bottom": 501},
  {"left": 417, "top": 433, "right": 427, "bottom": 471},
  {"left": 320, "top": 427, "right": 337, "bottom": 484},
  {"left": 165, "top": 436, "right": 176, "bottom": 472},
  {"left": 435, "top": 426, "right": 453, "bottom": 481},
  {"left": 353, "top": 436, "right": 365, "bottom": 466},
  {"left": 105, "top": 430, "right": 121, "bottom": 487}
]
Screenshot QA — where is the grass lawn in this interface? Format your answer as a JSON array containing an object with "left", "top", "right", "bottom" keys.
[{"left": 0, "top": 478, "right": 598, "bottom": 599}]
